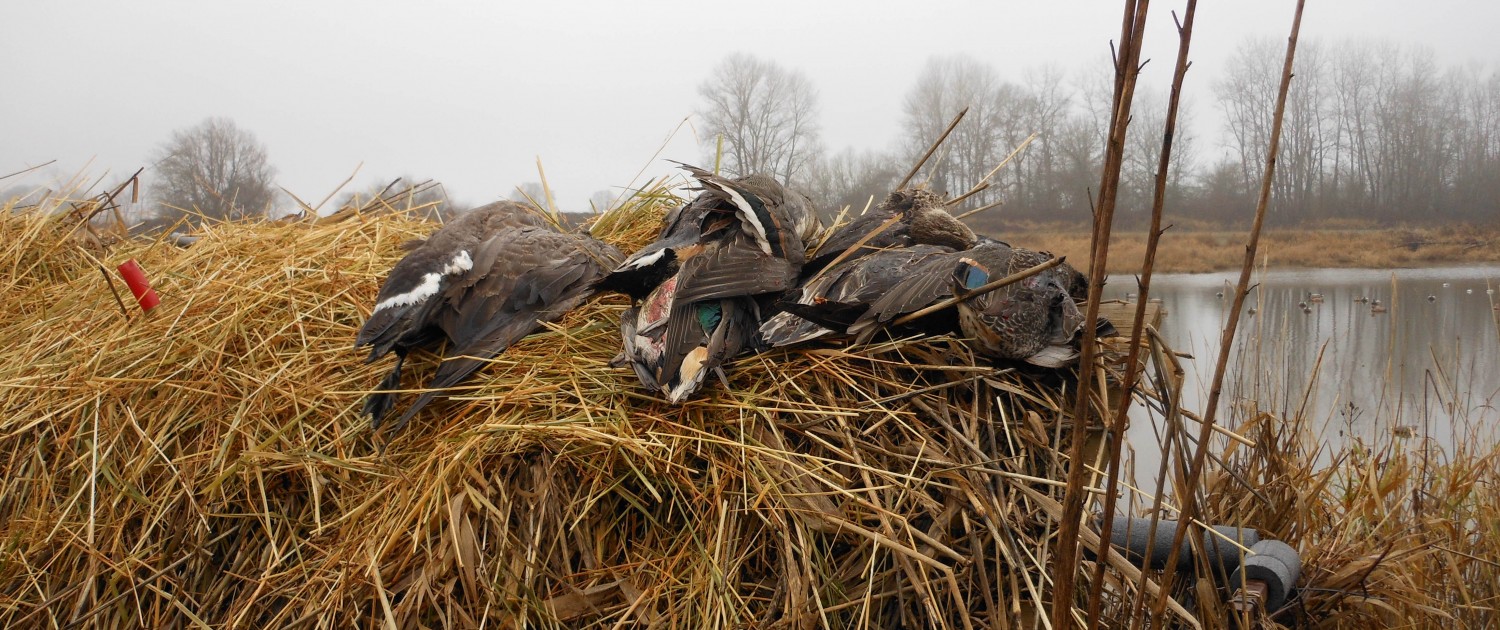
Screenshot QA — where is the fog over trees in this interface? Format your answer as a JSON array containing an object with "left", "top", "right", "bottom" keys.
[
  {"left": 705, "top": 41, "right": 1498, "bottom": 227},
  {"left": 150, "top": 118, "right": 277, "bottom": 224},
  {"left": 696, "top": 54, "right": 822, "bottom": 186},
  {"left": 11, "top": 37, "right": 1491, "bottom": 229}
]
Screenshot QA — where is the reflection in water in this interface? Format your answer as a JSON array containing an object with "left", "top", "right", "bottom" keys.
[{"left": 1119, "top": 265, "right": 1500, "bottom": 480}]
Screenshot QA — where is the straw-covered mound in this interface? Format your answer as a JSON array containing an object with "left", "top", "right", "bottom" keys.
[{"left": 1, "top": 191, "right": 1172, "bottom": 628}]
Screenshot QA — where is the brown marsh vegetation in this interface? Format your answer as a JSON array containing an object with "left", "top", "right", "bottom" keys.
[{"left": 995, "top": 224, "right": 1500, "bottom": 275}]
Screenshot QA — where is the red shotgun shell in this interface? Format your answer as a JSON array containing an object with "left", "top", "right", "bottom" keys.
[{"left": 116, "top": 259, "right": 161, "bottom": 312}]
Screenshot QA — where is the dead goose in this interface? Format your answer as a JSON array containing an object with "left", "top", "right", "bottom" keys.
[{"left": 355, "top": 201, "right": 622, "bottom": 432}]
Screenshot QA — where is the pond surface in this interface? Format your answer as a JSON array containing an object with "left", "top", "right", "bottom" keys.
[{"left": 1117, "top": 265, "right": 1500, "bottom": 462}]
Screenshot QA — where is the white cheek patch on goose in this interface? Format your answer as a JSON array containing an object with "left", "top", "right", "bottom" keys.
[{"left": 373, "top": 250, "right": 473, "bottom": 313}]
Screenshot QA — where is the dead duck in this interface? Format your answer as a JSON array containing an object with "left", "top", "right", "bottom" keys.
[
  {"left": 355, "top": 201, "right": 622, "bottom": 432},
  {"left": 761, "top": 190, "right": 981, "bottom": 346},
  {"left": 952, "top": 239, "right": 1093, "bottom": 367},
  {"left": 765, "top": 236, "right": 1099, "bottom": 367},
  {"left": 804, "top": 188, "right": 975, "bottom": 274},
  {"left": 760, "top": 244, "right": 961, "bottom": 346},
  {"left": 597, "top": 166, "right": 821, "bottom": 402}
]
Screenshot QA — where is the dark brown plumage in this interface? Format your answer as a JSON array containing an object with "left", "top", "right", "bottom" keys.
[
  {"left": 760, "top": 244, "right": 960, "bottom": 347},
  {"left": 951, "top": 239, "right": 1086, "bottom": 367},
  {"left": 355, "top": 201, "right": 621, "bottom": 431},
  {"left": 804, "top": 187, "right": 975, "bottom": 275},
  {"left": 763, "top": 234, "right": 1099, "bottom": 367}
]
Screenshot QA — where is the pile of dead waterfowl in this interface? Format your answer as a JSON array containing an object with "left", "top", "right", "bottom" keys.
[{"left": 0, "top": 178, "right": 1195, "bottom": 628}]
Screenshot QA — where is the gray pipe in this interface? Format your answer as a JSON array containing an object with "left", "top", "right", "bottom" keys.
[
  {"left": 1229, "top": 539, "right": 1301, "bottom": 612},
  {"left": 1098, "top": 516, "right": 1261, "bottom": 571}
]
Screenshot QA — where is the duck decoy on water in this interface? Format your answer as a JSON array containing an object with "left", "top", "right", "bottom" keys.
[
  {"left": 355, "top": 201, "right": 623, "bottom": 432},
  {"left": 597, "top": 165, "right": 821, "bottom": 402}
]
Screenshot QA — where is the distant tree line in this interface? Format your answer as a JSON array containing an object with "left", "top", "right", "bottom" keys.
[
  {"left": 700, "top": 40, "right": 1500, "bottom": 227},
  {"left": 20, "top": 38, "right": 1490, "bottom": 231},
  {"left": 1215, "top": 38, "right": 1500, "bottom": 224}
]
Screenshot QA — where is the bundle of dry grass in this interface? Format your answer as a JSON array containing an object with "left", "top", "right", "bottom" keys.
[
  {"left": 1189, "top": 403, "right": 1500, "bottom": 627},
  {"left": 0, "top": 187, "right": 1198, "bottom": 628}
]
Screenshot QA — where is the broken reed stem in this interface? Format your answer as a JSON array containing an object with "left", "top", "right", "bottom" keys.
[
  {"left": 536, "top": 157, "right": 560, "bottom": 220},
  {"left": 312, "top": 163, "right": 363, "bottom": 214},
  {"left": 953, "top": 199, "right": 1003, "bottom": 221},
  {"left": 1053, "top": 1, "right": 1150, "bottom": 626},
  {"left": 945, "top": 182, "right": 988, "bottom": 209},
  {"left": 1150, "top": 0, "right": 1305, "bottom": 624},
  {"left": 889, "top": 256, "right": 1065, "bottom": 327},
  {"left": 96, "top": 265, "right": 131, "bottom": 320},
  {"left": 0, "top": 159, "right": 57, "bottom": 182},
  {"left": 898, "top": 107, "right": 969, "bottom": 189},
  {"left": 1089, "top": 2, "right": 1199, "bottom": 626},
  {"left": 946, "top": 133, "right": 1038, "bottom": 208}
]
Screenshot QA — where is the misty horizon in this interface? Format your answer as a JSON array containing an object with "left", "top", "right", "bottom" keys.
[{"left": 4, "top": 1, "right": 1499, "bottom": 215}]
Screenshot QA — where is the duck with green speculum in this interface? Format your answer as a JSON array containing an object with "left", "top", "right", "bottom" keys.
[{"left": 597, "top": 165, "right": 821, "bottom": 402}]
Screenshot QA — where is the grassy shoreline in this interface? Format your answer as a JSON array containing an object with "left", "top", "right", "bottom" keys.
[{"left": 996, "top": 225, "right": 1500, "bottom": 274}]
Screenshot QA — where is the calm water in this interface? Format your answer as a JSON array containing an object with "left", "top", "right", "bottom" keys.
[{"left": 1118, "top": 265, "right": 1500, "bottom": 457}]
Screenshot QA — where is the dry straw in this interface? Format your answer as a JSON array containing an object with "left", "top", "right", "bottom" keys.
[
  {"left": 5, "top": 174, "right": 1498, "bottom": 628},
  {"left": 0, "top": 185, "right": 1180, "bottom": 628}
]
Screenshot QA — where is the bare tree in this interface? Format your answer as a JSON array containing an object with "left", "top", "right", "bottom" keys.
[
  {"left": 900, "top": 55, "right": 1029, "bottom": 206},
  {"left": 796, "top": 148, "right": 901, "bottom": 220},
  {"left": 510, "top": 182, "right": 549, "bottom": 207},
  {"left": 697, "top": 53, "right": 822, "bottom": 182},
  {"left": 1122, "top": 90, "right": 1197, "bottom": 222},
  {"left": 151, "top": 117, "right": 276, "bottom": 222},
  {"left": 589, "top": 189, "right": 615, "bottom": 213}
]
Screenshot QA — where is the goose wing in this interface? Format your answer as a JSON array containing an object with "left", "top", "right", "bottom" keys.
[{"left": 383, "top": 228, "right": 621, "bottom": 431}]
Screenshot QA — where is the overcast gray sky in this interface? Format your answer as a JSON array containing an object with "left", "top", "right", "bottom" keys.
[{"left": 4, "top": 1, "right": 1497, "bottom": 212}]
